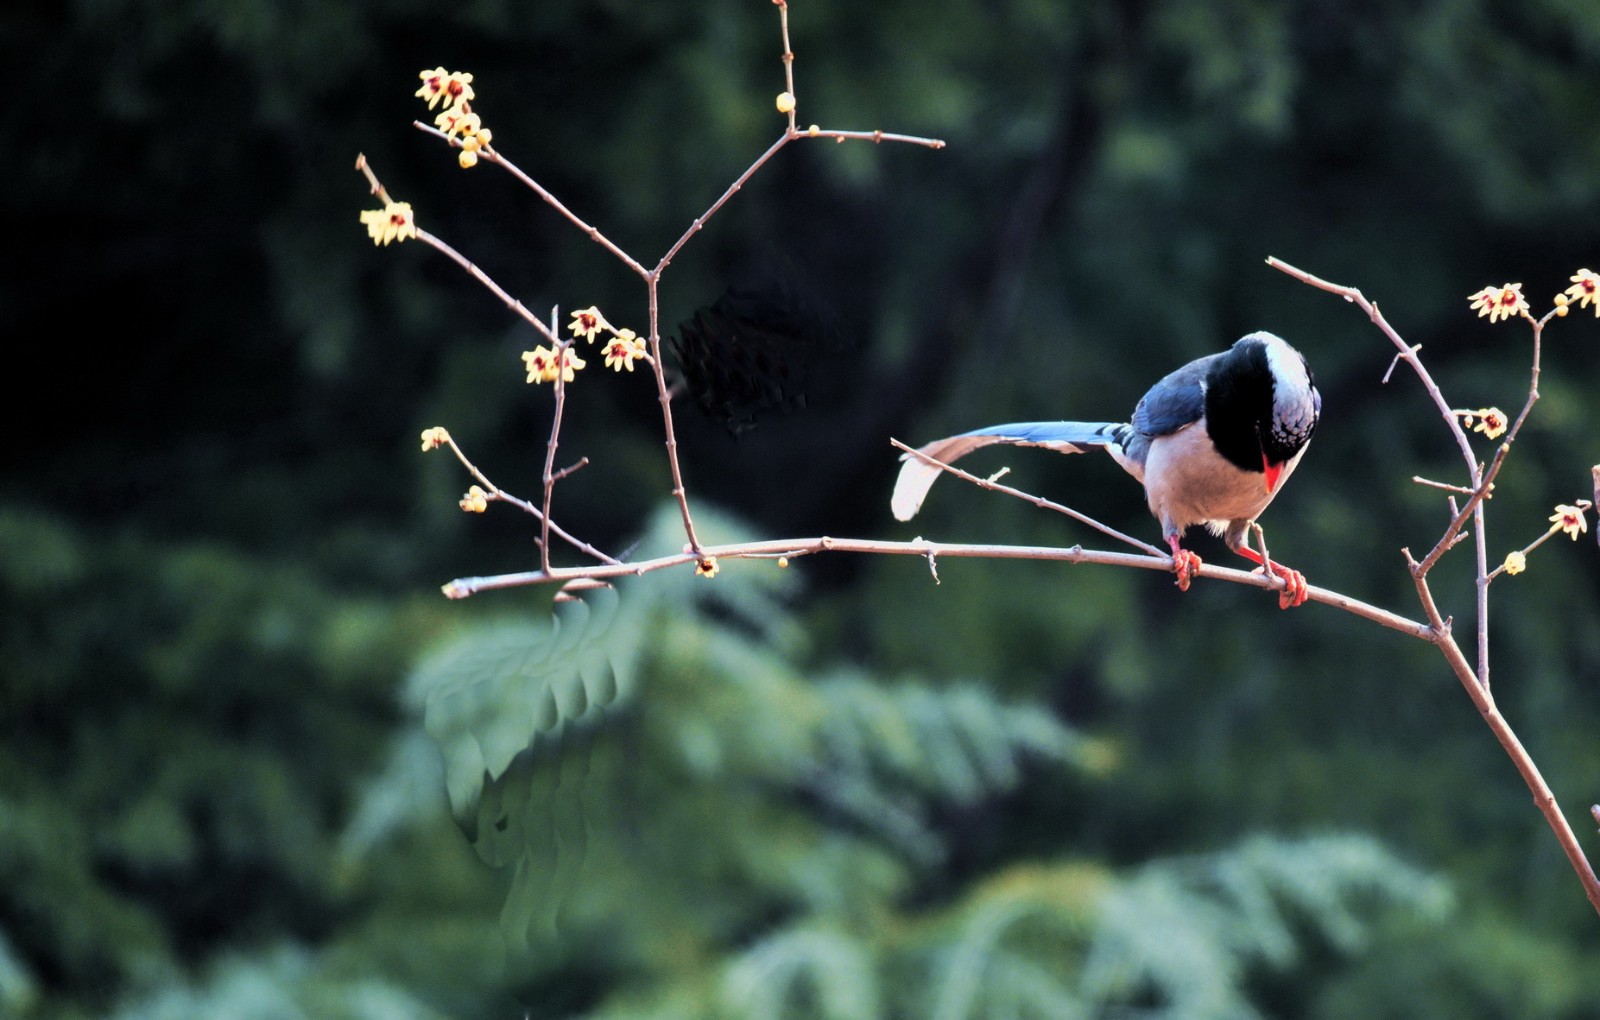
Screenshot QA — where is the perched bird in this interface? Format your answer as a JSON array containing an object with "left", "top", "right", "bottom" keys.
[{"left": 892, "top": 331, "right": 1320, "bottom": 608}]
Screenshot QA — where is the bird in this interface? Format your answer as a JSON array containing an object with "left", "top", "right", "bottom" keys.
[{"left": 891, "top": 331, "right": 1320, "bottom": 608}]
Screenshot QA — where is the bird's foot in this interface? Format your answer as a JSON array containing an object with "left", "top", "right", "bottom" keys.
[
  {"left": 1259, "top": 561, "right": 1309, "bottom": 610},
  {"left": 1170, "top": 548, "right": 1203, "bottom": 592}
]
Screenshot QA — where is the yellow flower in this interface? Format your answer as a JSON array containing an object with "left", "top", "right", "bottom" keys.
[
  {"left": 416, "top": 68, "right": 475, "bottom": 110},
  {"left": 1467, "top": 283, "right": 1528, "bottom": 323},
  {"left": 434, "top": 103, "right": 483, "bottom": 139},
  {"left": 569, "top": 306, "right": 606, "bottom": 343},
  {"left": 359, "top": 201, "right": 416, "bottom": 246},
  {"left": 420, "top": 426, "right": 450, "bottom": 451},
  {"left": 458, "top": 149, "right": 478, "bottom": 169},
  {"left": 603, "top": 330, "right": 648, "bottom": 372},
  {"left": 1502, "top": 550, "right": 1526, "bottom": 575},
  {"left": 521, "top": 344, "right": 586, "bottom": 384},
  {"left": 694, "top": 556, "right": 720, "bottom": 578},
  {"left": 1549, "top": 503, "right": 1588, "bottom": 540},
  {"left": 1459, "top": 407, "right": 1507, "bottom": 440},
  {"left": 521, "top": 346, "right": 555, "bottom": 383},
  {"left": 459, "top": 485, "right": 489, "bottom": 513},
  {"left": 1565, "top": 269, "right": 1599, "bottom": 316}
]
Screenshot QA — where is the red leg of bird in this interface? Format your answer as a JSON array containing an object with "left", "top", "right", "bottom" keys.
[
  {"left": 1233, "top": 543, "right": 1308, "bottom": 610},
  {"left": 1167, "top": 535, "right": 1203, "bottom": 592}
]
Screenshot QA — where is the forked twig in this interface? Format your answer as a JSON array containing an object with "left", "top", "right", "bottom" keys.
[{"left": 1270, "top": 256, "right": 1600, "bottom": 919}]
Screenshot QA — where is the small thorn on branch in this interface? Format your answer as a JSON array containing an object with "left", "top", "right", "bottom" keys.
[
  {"left": 551, "top": 457, "right": 591, "bottom": 483},
  {"left": 1413, "top": 475, "right": 1475, "bottom": 495},
  {"left": 1383, "top": 344, "right": 1422, "bottom": 384}
]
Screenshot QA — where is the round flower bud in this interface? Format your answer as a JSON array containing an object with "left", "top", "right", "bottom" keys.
[{"left": 776, "top": 91, "right": 796, "bottom": 114}]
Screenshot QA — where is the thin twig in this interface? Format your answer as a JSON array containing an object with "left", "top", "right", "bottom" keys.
[
  {"left": 412, "top": 121, "right": 650, "bottom": 279},
  {"left": 551, "top": 457, "right": 590, "bottom": 484},
  {"left": 656, "top": 134, "right": 792, "bottom": 276},
  {"left": 539, "top": 310, "right": 569, "bottom": 573},
  {"left": 777, "top": 0, "right": 796, "bottom": 134},
  {"left": 890, "top": 438, "right": 1165, "bottom": 557},
  {"left": 353, "top": 153, "right": 393, "bottom": 205},
  {"left": 1413, "top": 476, "right": 1477, "bottom": 495},
  {"left": 1485, "top": 526, "right": 1560, "bottom": 582},
  {"left": 797, "top": 128, "right": 946, "bottom": 148},
  {"left": 440, "top": 436, "right": 619, "bottom": 565},
  {"left": 416, "top": 229, "right": 557, "bottom": 340}
]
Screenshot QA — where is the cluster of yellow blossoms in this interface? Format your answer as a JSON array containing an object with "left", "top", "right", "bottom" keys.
[
  {"left": 417, "top": 67, "right": 493, "bottom": 168},
  {"left": 520, "top": 306, "right": 651, "bottom": 386},
  {"left": 1469, "top": 270, "right": 1598, "bottom": 323},
  {"left": 359, "top": 200, "right": 416, "bottom": 247}
]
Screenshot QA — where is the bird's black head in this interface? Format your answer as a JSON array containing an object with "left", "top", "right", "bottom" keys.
[{"left": 1204, "top": 332, "right": 1320, "bottom": 479}]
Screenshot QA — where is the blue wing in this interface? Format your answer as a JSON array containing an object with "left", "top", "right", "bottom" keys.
[{"left": 1132, "top": 355, "right": 1213, "bottom": 437}]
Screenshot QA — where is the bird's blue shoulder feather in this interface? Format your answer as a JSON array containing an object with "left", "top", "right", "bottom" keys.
[{"left": 1132, "top": 356, "right": 1213, "bottom": 437}]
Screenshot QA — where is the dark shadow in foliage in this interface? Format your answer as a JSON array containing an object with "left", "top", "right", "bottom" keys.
[
  {"left": 479, "top": 719, "right": 602, "bottom": 972},
  {"left": 669, "top": 258, "right": 852, "bottom": 437},
  {"left": 411, "top": 588, "right": 623, "bottom": 967}
]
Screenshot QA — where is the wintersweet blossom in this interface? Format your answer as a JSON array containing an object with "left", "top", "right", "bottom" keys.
[
  {"left": 569, "top": 307, "right": 606, "bottom": 343},
  {"left": 1565, "top": 269, "right": 1599, "bottom": 316},
  {"left": 420, "top": 426, "right": 450, "bottom": 451},
  {"left": 434, "top": 104, "right": 482, "bottom": 140},
  {"left": 694, "top": 556, "right": 720, "bottom": 578},
  {"left": 1549, "top": 504, "right": 1588, "bottom": 540},
  {"left": 604, "top": 330, "right": 648, "bottom": 372},
  {"left": 521, "top": 344, "right": 586, "bottom": 385},
  {"left": 416, "top": 68, "right": 474, "bottom": 110},
  {"left": 459, "top": 485, "right": 489, "bottom": 513},
  {"left": 1457, "top": 407, "right": 1508, "bottom": 440},
  {"left": 1467, "top": 283, "right": 1528, "bottom": 324},
  {"left": 1502, "top": 551, "right": 1526, "bottom": 575},
  {"left": 360, "top": 201, "right": 416, "bottom": 246}
]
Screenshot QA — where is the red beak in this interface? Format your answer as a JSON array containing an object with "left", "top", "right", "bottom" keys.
[{"left": 1263, "top": 455, "right": 1283, "bottom": 494}]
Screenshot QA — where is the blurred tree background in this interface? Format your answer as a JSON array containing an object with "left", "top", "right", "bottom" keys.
[{"left": 4, "top": 0, "right": 1600, "bottom": 1016}]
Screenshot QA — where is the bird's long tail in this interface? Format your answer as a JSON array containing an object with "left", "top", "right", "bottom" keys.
[{"left": 892, "top": 421, "right": 1133, "bottom": 522}]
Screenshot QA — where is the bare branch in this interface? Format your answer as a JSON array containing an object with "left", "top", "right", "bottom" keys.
[
  {"left": 890, "top": 438, "right": 1165, "bottom": 558},
  {"left": 441, "top": 533, "right": 1433, "bottom": 638},
  {"left": 439, "top": 434, "right": 620, "bottom": 566},
  {"left": 412, "top": 121, "right": 650, "bottom": 279}
]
